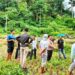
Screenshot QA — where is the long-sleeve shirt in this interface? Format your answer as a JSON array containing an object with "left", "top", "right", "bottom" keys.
[
  {"left": 39, "top": 40, "right": 48, "bottom": 56},
  {"left": 71, "top": 43, "right": 75, "bottom": 61}
]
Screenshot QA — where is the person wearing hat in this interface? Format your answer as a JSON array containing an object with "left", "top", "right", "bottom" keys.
[{"left": 39, "top": 34, "right": 48, "bottom": 73}]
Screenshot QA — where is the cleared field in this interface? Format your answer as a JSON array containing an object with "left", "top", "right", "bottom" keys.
[{"left": 0, "top": 38, "right": 74, "bottom": 75}]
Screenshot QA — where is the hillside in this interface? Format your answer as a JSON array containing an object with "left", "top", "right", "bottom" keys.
[{"left": 0, "top": 0, "right": 75, "bottom": 36}]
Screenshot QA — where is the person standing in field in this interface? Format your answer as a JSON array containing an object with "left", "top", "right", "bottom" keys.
[
  {"left": 69, "top": 43, "right": 75, "bottom": 75},
  {"left": 7, "top": 30, "right": 16, "bottom": 61},
  {"left": 18, "top": 28, "right": 32, "bottom": 70},
  {"left": 57, "top": 37, "right": 66, "bottom": 59},
  {"left": 30, "top": 35, "right": 37, "bottom": 60},
  {"left": 15, "top": 29, "right": 25, "bottom": 60},
  {"left": 39, "top": 34, "right": 48, "bottom": 74},
  {"left": 15, "top": 36, "right": 20, "bottom": 60},
  {"left": 47, "top": 35, "right": 54, "bottom": 61}
]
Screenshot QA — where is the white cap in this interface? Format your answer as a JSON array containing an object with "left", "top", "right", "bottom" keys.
[{"left": 43, "top": 34, "right": 48, "bottom": 39}]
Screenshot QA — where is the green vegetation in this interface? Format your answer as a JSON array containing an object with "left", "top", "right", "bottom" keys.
[
  {"left": 0, "top": 37, "right": 74, "bottom": 75},
  {"left": 0, "top": 0, "right": 75, "bottom": 35},
  {"left": 0, "top": 42, "right": 72, "bottom": 75},
  {"left": 0, "top": 0, "right": 75, "bottom": 75}
]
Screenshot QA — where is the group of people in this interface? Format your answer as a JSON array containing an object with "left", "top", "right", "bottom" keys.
[{"left": 6, "top": 28, "right": 75, "bottom": 75}]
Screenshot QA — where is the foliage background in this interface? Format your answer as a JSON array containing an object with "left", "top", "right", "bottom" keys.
[{"left": 0, "top": 0, "right": 75, "bottom": 36}]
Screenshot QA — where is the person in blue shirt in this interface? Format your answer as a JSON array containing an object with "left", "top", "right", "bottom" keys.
[{"left": 7, "top": 30, "right": 16, "bottom": 61}]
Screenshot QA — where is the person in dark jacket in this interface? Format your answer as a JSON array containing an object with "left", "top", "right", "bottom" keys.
[
  {"left": 57, "top": 37, "right": 66, "bottom": 59},
  {"left": 18, "top": 28, "right": 32, "bottom": 70}
]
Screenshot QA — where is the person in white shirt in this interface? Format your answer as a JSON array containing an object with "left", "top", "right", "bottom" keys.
[
  {"left": 39, "top": 34, "right": 48, "bottom": 74},
  {"left": 69, "top": 43, "right": 75, "bottom": 75},
  {"left": 30, "top": 35, "right": 37, "bottom": 59}
]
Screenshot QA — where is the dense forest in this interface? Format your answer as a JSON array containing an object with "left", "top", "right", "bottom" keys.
[{"left": 0, "top": 0, "right": 75, "bottom": 35}]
